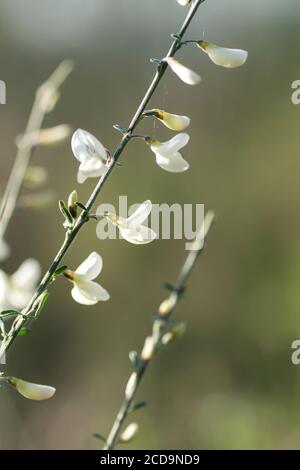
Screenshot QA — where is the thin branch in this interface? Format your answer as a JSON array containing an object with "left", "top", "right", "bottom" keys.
[
  {"left": 103, "top": 211, "right": 215, "bottom": 450},
  {"left": 0, "top": 0, "right": 205, "bottom": 361},
  {"left": 0, "top": 60, "right": 73, "bottom": 239}
]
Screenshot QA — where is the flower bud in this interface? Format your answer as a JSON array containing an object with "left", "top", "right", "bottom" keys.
[
  {"left": 141, "top": 336, "right": 155, "bottom": 362},
  {"left": 162, "top": 322, "right": 187, "bottom": 345},
  {"left": 150, "top": 109, "right": 190, "bottom": 131},
  {"left": 164, "top": 57, "right": 201, "bottom": 85},
  {"left": 37, "top": 124, "right": 72, "bottom": 146},
  {"left": 68, "top": 190, "right": 78, "bottom": 219},
  {"left": 125, "top": 372, "right": 138, "bottom": 399},
  {"left": 8, "top": 377, "right": 56, "bottom": 400},
  {"left": 120, "top": 423, "right": 139, "bottom": 443},
  {"left": 158, "top": 294, "right": 177, "bottom": 316},
  {"left": 197, "top": 41, "right": 248, "bottom": 69}
]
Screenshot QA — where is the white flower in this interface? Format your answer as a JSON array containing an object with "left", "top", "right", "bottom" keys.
[
  {"left": 8, "top": 377, "right": 56, "bottom": 401},
  {"left": 177, "top": 0, "right": 192, "bottom": 5},
  {"left": 164, "top": 57, "right": 201, "bottom": 85},
  {"left": 0, "top": 238, "right": 10, "bottom": 262},
  {"left": 0, "top": 259, "right": 41, "bottom": 310},
  {"left": 198, "top": 41, "right": 248, "bottom": 68},
  {"left": 66, "top": 252, "right": 110, "bottom": 305},
  {"left": 71, "top": 129, "right": 109, "bottom": 184},
  {"left": 150, "top": 109, "right": 190, "bottom": 131},
  {"left": 146, "top": 133, "right": 190, "bottom": 173},
  {"left": 105, "top": 201, "right": 157, "bottom": 245}
]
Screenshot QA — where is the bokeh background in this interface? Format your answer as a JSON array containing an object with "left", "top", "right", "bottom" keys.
[{"left": 0, "top": 0, "right": 300, "bottom": 450}]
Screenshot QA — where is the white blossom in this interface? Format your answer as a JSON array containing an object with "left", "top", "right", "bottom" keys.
[
  {"left": 66, "top": 252, "right": 110, "bottom": 305},
  {"left": 71, "top": 129, "right": 109, "bottom": 184},
  {"left": 104, "top": 201, "right": 157, "bottom": 245},
  {"left": 146, "top": 133, "right": 190, "bottom": 173},
  {"left": 164, "top": 57, "right": 201, "bottom": 85},
  {"left": 177, "top": 0, "right": 192, "bottom": 5},
  {"left": 0, "top": 259, "right": 41, "bottom": 311},
  {"left": 198, "top": 41, "right": 248, "bottom": 68}
]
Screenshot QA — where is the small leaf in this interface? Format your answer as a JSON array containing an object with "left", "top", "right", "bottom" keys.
[
  {"left": 129, "top": 351, "right": 141, "bottom": 370},
  {"left": 76, "top": 202, "right": 88, "bottom": 212},
  {"left": 163, "top": 282, "right": 175, "bottom": 292},
  {"left": 59, "top": 200, "right": 72, "bottom": 224},
  {"left": 113, "top": 124, "right": 127, "bottom": 134},
  {"left": 0, "top": 309, "right": 21, "bottom": 317},
  {"left": 35, "top": 291, "right": 49, "bottom": 319},
  {"left": 18, "top": 327, "right": 31, "bottom": 336},
  {"left": 54, "top": 266, "right": 68, "bottom": 276},
  {"left": 92, "top": 433, "right": 106, "bottom": 442},
  {"left": 129, "top": 401, "right": 147, "bottom": 413}
]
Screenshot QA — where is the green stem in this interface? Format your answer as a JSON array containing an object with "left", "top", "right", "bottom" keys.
[{"left": 0, "top": 0, "right": 206, "bottom": 361}]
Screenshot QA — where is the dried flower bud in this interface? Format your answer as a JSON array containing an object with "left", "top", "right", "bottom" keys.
[
  {"left": 120, "top": 423, "right": 139, "bottom": 443},
  {"left": 141, "top": 336, "right": 155, "bottom": 362},
  {"left": 125, "top": 372, "right": 138, "bottom": 399}
]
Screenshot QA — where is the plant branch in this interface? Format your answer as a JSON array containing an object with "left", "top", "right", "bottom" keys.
[
  {"left": 0, "top": 60, "right": 73, "bottom": 239},
  {"left": 102, "top": 211, "right": 215, "bottom": 450},
  {"left": 0, "top": 0, "right": 206, "bottom": 361}
]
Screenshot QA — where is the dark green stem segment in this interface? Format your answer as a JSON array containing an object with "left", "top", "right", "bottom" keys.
[
  {"left": 0, "top": 0, "right": 206, "bottom": 360},
  {"left": 103, "top": 211, "right": 214, "bottom": 450}
]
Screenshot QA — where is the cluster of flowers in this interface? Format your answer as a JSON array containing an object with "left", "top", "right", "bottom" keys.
[{"left": 0, "top": 0, "right": 247, "bottom": 400}]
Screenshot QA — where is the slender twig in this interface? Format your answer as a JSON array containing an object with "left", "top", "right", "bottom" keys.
[
  {"left": 103, "top": 211, "right": 215, "bottom": 450},
  {"left": 0, "top": 60, "right": 73, "bottom": 239},
  {"left": 0, "top": 0, "right": 205, "bottom": 361}
]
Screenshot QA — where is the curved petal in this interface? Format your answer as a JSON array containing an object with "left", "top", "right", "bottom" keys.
[
  {"left": 71, "top": 280, "right": 110, "bottom": 305},
  {"left": 120, "top": 225, "right": 157, "bottom": 245},
  {"left": 202, "top": 43, "right": 248, "bottom": 68},
  {"left": 126, "top": 201, "right": 152, "bottom": 228},
  {"left": 77, "top": 168, "right": 88, "bottom": 184},
  {"left": 158, "top": 112, "right": 190, "bottom": 131},
  {"left": 13, "top": 378, "right": 56, "bottom": 400},
  {"left": 11, "top": 259, "right": 41, "bottom": 290},
  {"left": 71, "top": 128, "right": 107, "bottom": 163},
  {"left": 152, "top": 133, "right": 190, "bottom": 156},
  {"left": 164, "top": 57, "right": 201, "bottom": 85},
  {"left": 75, "top": 252, "right": 103, "bottom": 281},
  {"left": 155, "top": 151, "right": 190, "bottom": 173}
]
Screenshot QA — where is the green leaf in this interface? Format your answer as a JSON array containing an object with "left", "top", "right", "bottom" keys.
[
  {"left": 92, "top": 433, "right": 106, "bottom": 442},
  {"left": 129, "top": 401, "right": 147, "bottom": 413},
  {"left": 76, "top": 202, "right": 88, "bottom": 212},
  {"left": 59, "top": 199, "right": 73, "bottom": 224},
  {"left": 113, "top": 124, "right": 127, "bottom": 134},
  {"left": 18, "top": 327, "right": 31, "bottom": 336},
  {"left": 54, "top": 265, "right": 68, "bottom": 276},
  {"left": 0, "top": 309, "right": 21, "bottom": 317},
  {"left": 35, "top": 291, "right": 49, "bottom": 319}
]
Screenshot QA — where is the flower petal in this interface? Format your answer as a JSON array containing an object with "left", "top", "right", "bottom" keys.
[
  {"left": 120, "top": 225, "right": 157, "bottom": 245},
  {"left": 71, "top": 128, "right": 107, "bottom": 163},
  {"left": 198, "top": 41, "right": 248, "bottom": 68},
  {"left": 164, "top": 57, "right": 201, "bottom": 85},
  {"left": 75, "top": 252, "right": 103, "bottom": 281},
  {"left": 71, "top": 280, "right": 110, "bottom": 305},
  {"left": 157, "top": 111, "right": 190, "bottom": 131},
  {"left": 126, "top": 201, "right": 152, "bottom": 228},
  {"left": 155, "top": 151, "right": 189, "bottom": 173},
  {"left": 11, "top": 259, "right": 41, "bottom": 291},
  {"left": 177, "top": 0, "right": 191, "bottom": 4},
  {"left": 11, "top": 378, "right": 56, "bottom": 400},
  {"left": 151, "top": 133, "right": 190, "bottom": 156}
]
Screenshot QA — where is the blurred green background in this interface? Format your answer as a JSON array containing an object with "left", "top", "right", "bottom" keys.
[{"left": 0, "top": 0, "right": 300, "bottom": 450}]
